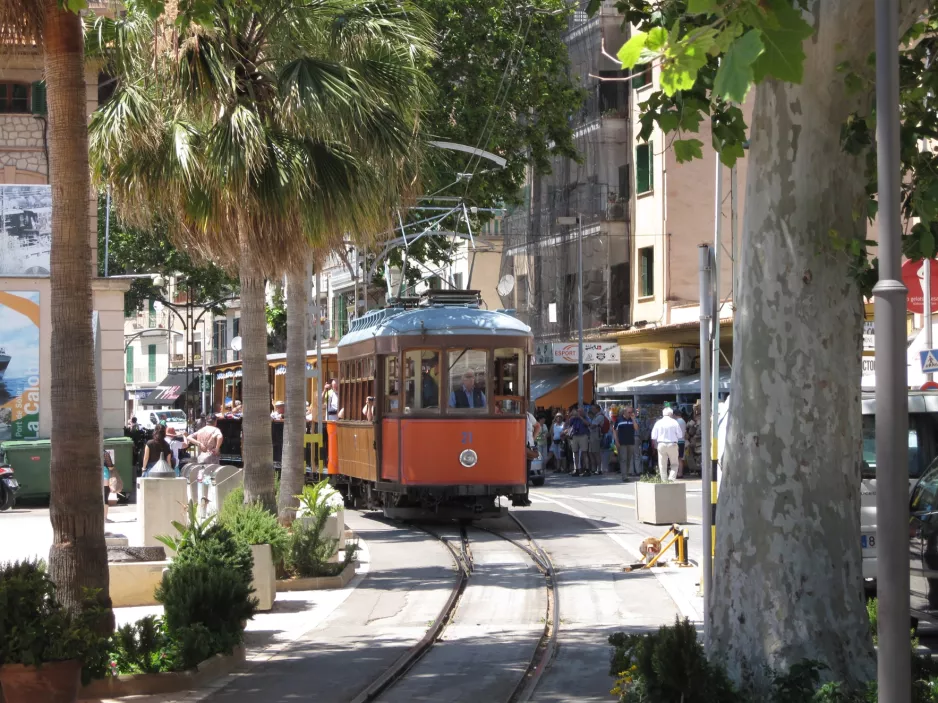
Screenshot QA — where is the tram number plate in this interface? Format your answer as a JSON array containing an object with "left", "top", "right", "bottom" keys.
[
  {"left": 861, "top": 534, "right": 876, "bottom": 550},
  {"left": 461, "top": 432, "right": 473, "bottom": 444}
]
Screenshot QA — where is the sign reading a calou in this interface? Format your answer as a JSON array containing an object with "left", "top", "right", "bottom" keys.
[{"left": 535, "top": 342, "right": 621, "bottom": 365}]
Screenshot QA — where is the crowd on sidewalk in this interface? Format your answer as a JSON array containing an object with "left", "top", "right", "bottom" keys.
[{"left": 531, "top": 402, "right": 702, "bottom": 481}]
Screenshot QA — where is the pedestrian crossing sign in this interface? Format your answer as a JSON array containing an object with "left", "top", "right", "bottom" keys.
[{"left": 921, "top": 350, "right": 938, "bottom": 373}]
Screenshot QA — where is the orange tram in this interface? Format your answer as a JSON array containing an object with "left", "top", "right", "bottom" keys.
[{"left": 211, "top": 290, "right": 535, "bottom": 519}]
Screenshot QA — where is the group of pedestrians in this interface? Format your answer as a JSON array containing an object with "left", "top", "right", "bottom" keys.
[{"left": 535, "top": 402, "right": 691, "bottom": 481}]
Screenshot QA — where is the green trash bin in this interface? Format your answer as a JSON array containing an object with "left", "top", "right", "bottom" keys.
[
  {"left": 0, "top": 439, "right": 51, "bottom": 500},
  {"left": 103, "top": 436, "right": 134, "bottom": 502}
]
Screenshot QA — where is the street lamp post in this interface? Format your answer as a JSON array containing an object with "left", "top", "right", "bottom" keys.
[
  {"left": 873, "top": 0, "right": 911, "bottom": 698},
  {"left": 558, "top": 215, "right": 584, "bottom": 408}
]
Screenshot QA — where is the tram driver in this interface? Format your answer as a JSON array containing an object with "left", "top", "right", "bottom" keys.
[{"left": 449, "top": 370, "right": 486, "bottom": 409}]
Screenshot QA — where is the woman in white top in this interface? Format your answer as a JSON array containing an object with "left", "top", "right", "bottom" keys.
[{"left": 551, "top": 413, "right": 565, "bottom": 469}]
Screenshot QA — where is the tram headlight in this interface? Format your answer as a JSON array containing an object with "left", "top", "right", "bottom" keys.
[{"left": 459, "top": 449, "right": 478, "bottom": 468}]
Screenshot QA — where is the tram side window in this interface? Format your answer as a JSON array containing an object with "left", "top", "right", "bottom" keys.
[
  {"left": 447, "top": 349, "right": 488, "bottom": 413},
  {"left": 404, "top": 350, "right": 441, "bottom": 413},
  {"left": 494, "top": 348, "right": 526, "bottom": 415},
  {"left": 384, "top": 355, "right": 401, "bottom": 413}
]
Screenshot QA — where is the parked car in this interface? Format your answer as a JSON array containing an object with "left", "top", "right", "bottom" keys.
[
  {"left": 909, "top": 458, "right": 938, "bottom": 625},
  {"left": 139, "top": 409, "right": 188, "bottom": 433}
]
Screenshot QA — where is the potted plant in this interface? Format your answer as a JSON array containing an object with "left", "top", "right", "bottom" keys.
[
  {"left": 295, "top": 480, "right": 345, "bottom": 561},
  {"left": 635, "top": 475, "right": 687, "bottom": 525},
  {"left": 218, "top": 500, "right": 290, "bottom": 611},
  {"left": 0, "top": 560, "right": 106, "bottom": 703}
]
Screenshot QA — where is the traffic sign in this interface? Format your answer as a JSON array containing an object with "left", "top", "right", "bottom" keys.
[
  {"left": 921, "top": 349, "right": 938, "bottom": 374},
  {"left": 901, "top": 259, "right": 938, "bottom": 314},
  {"left": 922, "top": 381, "right": 938, "bottom": 391}
]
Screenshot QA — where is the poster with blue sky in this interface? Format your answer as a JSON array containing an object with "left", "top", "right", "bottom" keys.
[{"left": 0, "top": 291, "right": 40, "bottom": 441}]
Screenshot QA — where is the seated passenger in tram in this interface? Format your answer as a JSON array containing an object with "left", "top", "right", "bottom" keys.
[
  {"left": 421, "top": 357, "right": 439, "bottom": 408},
  {"left": 449, "top": 370, "right": 486, "bottom": 409}
]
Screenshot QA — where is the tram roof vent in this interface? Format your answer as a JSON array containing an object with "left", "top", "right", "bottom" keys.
[{"left": 418, "top": 289, "right": 482, "bottom": 308}]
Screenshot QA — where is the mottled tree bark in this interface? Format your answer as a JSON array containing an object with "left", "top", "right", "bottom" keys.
[
  {"left": 711, "top": 0, "right": 880, "bottom": 689},
  {"left": 278, "top": 256, "right": 309, "bottom": 524},
  {"left": 239, "top": 230, "right": 275, "bottom": 510},
  {"left": 44, "top": 0, "right": 112, "bottom": 625}
]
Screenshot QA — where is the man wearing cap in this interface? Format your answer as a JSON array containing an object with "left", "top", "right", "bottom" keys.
[
  {"left": 271, "top": 400, "right": 285, "bottom": 421},
  {"left": 651, "top": 407, "right": 684, "bottom": 481}
]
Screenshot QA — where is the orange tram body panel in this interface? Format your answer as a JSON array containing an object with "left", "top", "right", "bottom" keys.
[{"left": 329, "top": 291, "right": 534, "bottom": 519}]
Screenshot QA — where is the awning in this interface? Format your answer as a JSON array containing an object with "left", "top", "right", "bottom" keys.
[
  {"left": 530, "top": 366, "right": 594, "bottom": 409},
  {"left": 599, "top": 367, "right": 731, "bottom": 396},
  {"left": 139, "top": 372, "right": 201, "bottom": 406}
]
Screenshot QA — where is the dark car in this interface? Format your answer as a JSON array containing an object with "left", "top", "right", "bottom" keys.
[{"left": 909, "top": 459, "right": 938, "bottom": 623}]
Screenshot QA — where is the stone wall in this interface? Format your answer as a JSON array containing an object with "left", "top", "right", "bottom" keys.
[{"left": 0, "top": 115, "right": 47, "bottom": 177}]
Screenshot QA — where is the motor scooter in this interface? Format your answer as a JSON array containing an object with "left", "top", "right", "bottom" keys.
[{"left": 0, "top": 450, "right": 18, "bottom": 511}]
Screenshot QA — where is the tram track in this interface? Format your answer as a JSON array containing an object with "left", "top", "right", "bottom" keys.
[{"left": 350, "top": 516, "right": 558, "bottom": 703}]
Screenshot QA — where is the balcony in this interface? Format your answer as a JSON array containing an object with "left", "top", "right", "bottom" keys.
[
  {"left": 169, "top": 353, "right": 203, "bottom": 369},
  {"left": 211, "top": 347, "right": 241, "bottom": 365},
  {"left": 128, "top": 367, "right": 166, "bottom": 385}
]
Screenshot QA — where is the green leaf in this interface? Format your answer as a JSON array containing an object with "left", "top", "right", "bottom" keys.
[
  {"left": 751, "top": 0, "right": 815, "bottom": 83},
  {"left": 687, "top": 0, "right": 717, "bottom": 14},
  {"left": 713, "top": 30, "right": 764, "bottom": 103},
  {"left": 62, "top": 0, "right": 89, "bottom": 11},
  {"left": 673, "top": 138, "right": 705, "bottom": 163},
  {"left": 619, "top": 32, "right": 648, "bottom": 69},
  {"left": 718, "top": 141, "right": 745, "bottom": 167},
  {"left": 646, "top": 27, "right": 669, "bottom": 53},
  {"left": 660, "top": 43, "right": 709, "bottom": 96},
  {"left": 585, "top": 0, "right": 602, "bottom": 15},
  {"left": 659, "top": 112, "right": 680, "bottom": 132}
]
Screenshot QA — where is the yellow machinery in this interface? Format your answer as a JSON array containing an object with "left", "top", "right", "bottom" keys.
[{"left": 624, "top": 524, "right": 692, "bottom": 571}]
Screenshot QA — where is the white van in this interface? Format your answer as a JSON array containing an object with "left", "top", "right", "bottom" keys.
[
  {"left": 140, "top": 409, "right": 188, "bottom": 434},
  {"left": 859, "top": 391, "right": 938, "bottom": 589}
]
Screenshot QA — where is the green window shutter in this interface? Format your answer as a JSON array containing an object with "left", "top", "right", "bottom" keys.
[
  {"left": 148, "top": 344, "right": 157, "bottom": 382},
  {"left": 646, "top": 141, "right": 654, "bottom": 192},
  {"left": 640, "top": 247, "right": 654, "bottom": 297},
  {"left": 31, "top": 81, "right": 46, "bottom": 115},
  {"left": 636, "top": 143, "right": 651, "bottom": 194},
  {"left": 126, "top": 346, "right": 134, "bottom": 384}
]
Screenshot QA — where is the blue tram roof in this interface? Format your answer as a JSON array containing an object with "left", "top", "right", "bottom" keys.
[{"left": 338, "top": 305, "right": 532, "bottom": 347}]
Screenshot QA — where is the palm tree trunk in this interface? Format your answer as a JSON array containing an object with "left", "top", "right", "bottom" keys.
[
  {"left": 43, "top": 0, "right": 112, "bottom": 624},
  {"left": 278, "top": 256, "right": 310, "bottom": 524},
  {"left": 239, "top": 228, "right": 275, "bottom": 509}
]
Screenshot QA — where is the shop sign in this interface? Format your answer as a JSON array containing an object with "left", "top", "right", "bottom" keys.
[{"left": 535, "top": 342, "right": 621, "bottom": 365}]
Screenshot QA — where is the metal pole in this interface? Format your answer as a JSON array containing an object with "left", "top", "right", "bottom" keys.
[
  {"left": 577, "top": 214, "right": 584, "bottom": 409},
  {"left": 730, "top": 165, "right": 738, "bottom": 307},
  {"left": 874, "top": 0, "right": 911, "bottom": 696},
  {"left": 104, "top": 185, "right": 111, "bottom": 278},
  {"left": 711, "top": 155, "right": 722, "bottom": 572},
  {"left": 698, "top": 244, "right": 713, "bottom": 645},
  {"left": 201, "top": 318, "right": 208, "bottom": 415},
  {"left": 315, "top": 268, "right": 323, "bottom": 428},
  {"left": 926, "top": 260, "right": 933, "bottom": 382}
]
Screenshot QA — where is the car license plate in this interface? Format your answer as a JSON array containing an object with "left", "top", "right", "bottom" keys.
[
  {"left": 2, "top": 478, "right": 18, "bottom": 489},
  {"left": 861, "top": 534, "right": 876, "bottom": 549}
]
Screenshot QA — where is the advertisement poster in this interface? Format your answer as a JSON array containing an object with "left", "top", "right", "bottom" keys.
[
  {"left": 534, "top": 342, "right": 621, "bottom": 365},
  {"left": 0, "top": 291, "right": 40, "bottom": 441},
  {"left": 0, "top": 185, "right": 52, "bottom": 276}
]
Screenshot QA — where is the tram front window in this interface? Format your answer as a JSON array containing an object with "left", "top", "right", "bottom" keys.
[
  {"left": 404, "top": 350, "right": 440, "bottom": 412},
  {"left": 448, "top": 349, "right": 488, "bottom": 412},
  {"left": 494, "top": 348, "right": 526, "bottom": 415}
]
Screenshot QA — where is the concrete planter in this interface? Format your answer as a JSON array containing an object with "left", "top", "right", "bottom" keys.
[
  {"left": 276, "top": 563, "right": 355, "bottom": 592},
  {"left": 79, "top": 647, "right": 245, "bottom": 700},
  {"left": 108, "top": 560, "right": 170, "bottom": 608},
  {"left": 295, "top": 507, "right": 346, "bottom": 562},
  {"left": 250, "top": 544, "right": 276, "bottom": 612},
  {"left": 635, "top": 481, "right": 687, "bottom": 525}
]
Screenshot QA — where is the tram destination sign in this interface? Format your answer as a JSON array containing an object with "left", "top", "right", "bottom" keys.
[{"left": 535, "top": 342, "right": 621, "bottom": 365}]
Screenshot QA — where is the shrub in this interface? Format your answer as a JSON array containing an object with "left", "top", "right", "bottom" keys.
[
  {"left": 219, "top": 499, "right": 291, "bottom": 565},
  {"left": 0, "top": 560, "right": 107, "bottom": 683},
  {"left": 157, "top": 504, "right": 253, "bottom": 588},
  {"left": 155, "top": 561, "right": 257, "bottom": 667}
]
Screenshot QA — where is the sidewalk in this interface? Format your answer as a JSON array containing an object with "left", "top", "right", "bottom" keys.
[{"left": 82, "top": 534, "right": 372, "bottom": 703}]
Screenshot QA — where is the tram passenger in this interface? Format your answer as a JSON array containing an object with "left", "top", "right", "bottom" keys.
[
  {"left": 449, "top": 370, "right": 486, "bottom": 409},
  {"left": 363, "top": 396, "right": 375, "bottom": 421},
  {"left": 270, "top": 400, "right": 285, "bottom": 421},
  {"left": 325, "top": 379, "right": 339, "bottom": 421},
  {"left": 421, "top": 357, "right": 440, "bottom": 408}
]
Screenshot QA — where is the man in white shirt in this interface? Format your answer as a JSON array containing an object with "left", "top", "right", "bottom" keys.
[
  {"left": 270, "top": 400, "right": 285, "bottom": 421},
  {"left": 651, "top": 407, "right": 684, "bottom": 481},
  {"left": 325, "top": 379, "right": 339, "bottom": 421}
]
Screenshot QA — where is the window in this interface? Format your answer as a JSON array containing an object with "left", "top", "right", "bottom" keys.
[
  {"left": 454, "top": 273, "right": 464, "bottom": 290},
  {"left": 632, "top": 63, "right": 651, "bottom": 90},
  {"left": 384, "top": 355, "right": 401, "bottom": 413},
  {"left": 213, "top": 319, "right": 227, "bottom": 364},
  {"left": 148, "top": 299, "right": 156, "bottom": 328},
  {"left": 232, "top": 317, "right": 241, "bottom": 359},
  {"left": 147, "top": 344, "right": 157, "bottom": 382},
  {"left": 618, "top": 165, "right": 630, "bottom": 200},
  {"left": 31, "top": 81, "right": 46, "bottom": 115},
  {"left": 126, "top": 346, "right": 134, "bottom": 384},
  {"left": 447, "top": 349, "right": 488, "bottom": 413},
  {"left": 639, "top": 247, "right": 654, "bottom": 297},
  {"left": 598, "top": 70, "right": 626, "bottom": 114},
  {"left": 517, "top": 274, "right": 529, "bottom": 310},
  {"left": 428, "top": 276, "right": 442, "bottom": 290},
  {"left": 332, "top": 294, "right": 349, "bottom": 338},
  {"left": 403, "top": 350, "right": 441, "bottom": 413},
  {"left": 636, "top": 142, "right": 653, "bottom": 194},
  {"left": 610, "top": 262, "right": 630, "bottom": 325},
  {"left": 494, "top": 348, "right": 526, "bottom": 415},
  {"left": 0, "top": 82, "right": 29, "bottom": 113}
]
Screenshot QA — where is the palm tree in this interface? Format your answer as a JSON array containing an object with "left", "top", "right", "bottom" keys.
[
  {"left": 89, "top": 0, "right": 434, "bottom": 510},
  {"left": 1, "top": 0, "right": 112, "bottom": 621}
]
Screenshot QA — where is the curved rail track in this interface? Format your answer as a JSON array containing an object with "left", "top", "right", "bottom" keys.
[{"left": 350, "top": 514, "right": 558, "bottom": 703}]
